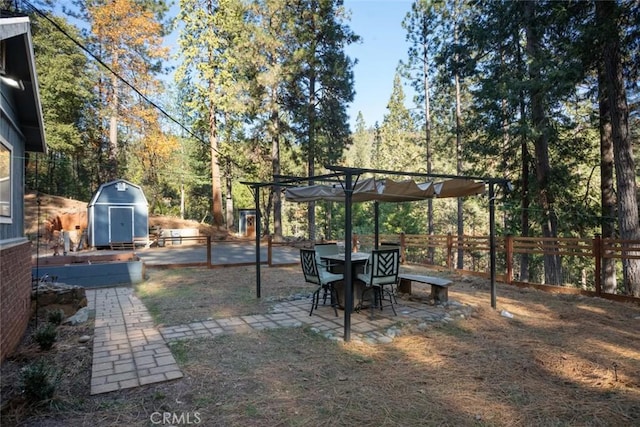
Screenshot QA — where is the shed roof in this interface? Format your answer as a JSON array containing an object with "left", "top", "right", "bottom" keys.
[{"left": 88, "top": 179, "right": 148, "bottom": 206}]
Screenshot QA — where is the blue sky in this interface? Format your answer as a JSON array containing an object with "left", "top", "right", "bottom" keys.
[{"left": 344, "top": 0, "right": 414, "bottom": 129}]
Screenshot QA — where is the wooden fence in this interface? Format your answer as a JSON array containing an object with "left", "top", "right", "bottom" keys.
[{"left": 294, "top": 233, "right": 640, "bottom": 303}]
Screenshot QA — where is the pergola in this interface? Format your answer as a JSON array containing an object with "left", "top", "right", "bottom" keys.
[{"left": 243, "top": 165, "right": 510, "bottom": 341}]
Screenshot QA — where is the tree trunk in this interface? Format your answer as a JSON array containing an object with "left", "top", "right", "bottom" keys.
[
  {"left": 520, "top": 113, "right": 531, "bottom": 282},
  {"left": 524, "top": 1, "right": 562, "bottom": 285},
  {"left": 597, "top": 1, "right": 640, "bottom": 296},
  {"left": 515, "top": 31, "right": 530, "bottom": 282},
  {"left": 208, "top": 82, "right": 224, "bottom": 229},
  {"left": 109, "top": 71, "right": 119, "bottom": 180},
  {"left": 225, "top": 173, "right": 234, "bottom": 232},
  {"left": 263, "top": 189, "right": 272, "bottom": 236},
  {"left": 271, "top": 109, "right": 282, "bottom": 240},
  {"left": 455, "top": 72, "right": 464, "bottom": 270},
  {"left": 307, "top": 72, "right": 316, "bottom": 241},
  {"left": 422, "top": 27, "right": 434, "bottom": 264},
  {"left": 597, "top": 55, "right": 617, "bottom": 294}
]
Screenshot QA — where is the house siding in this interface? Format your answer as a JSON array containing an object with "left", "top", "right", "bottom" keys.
[
  {"left": 0, "top": 240, "right": 31, "bottom": 362},
  {"left": 0, "top": 99, "right": 27, "bottom": 241},
  {"left": 0, "top": 78, "right": 29, "bottom": 363},
  {"left": 0, "top": 17, "right": 46, "bottom": 363}
]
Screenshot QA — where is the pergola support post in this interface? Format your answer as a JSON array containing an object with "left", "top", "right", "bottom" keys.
[
  {"left": 254, "top": 185, "right": 261, "bottom": 299},
  {"left": 343, "top": 171, "right": 354, "bottom": 342}
]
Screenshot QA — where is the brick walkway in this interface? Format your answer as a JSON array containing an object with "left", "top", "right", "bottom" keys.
[
  {"left": 86, "top": 288, "right": 183, "bottom": 395},
  {"left": 86, "top": 287, "right": 471, "bottom": 395}
]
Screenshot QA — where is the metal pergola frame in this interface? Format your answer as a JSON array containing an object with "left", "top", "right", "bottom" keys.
[{"left": 242, "top": 165, "right": 510, "bottom": 342}]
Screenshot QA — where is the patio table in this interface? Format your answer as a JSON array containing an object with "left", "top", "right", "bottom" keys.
[{"left": 320, "top": 252, "right": 370, "bottom": 310}]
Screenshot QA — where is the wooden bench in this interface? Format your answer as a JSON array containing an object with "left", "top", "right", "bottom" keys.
[{"left": 398, "top": 274, "right": 453, "bottom": 304}]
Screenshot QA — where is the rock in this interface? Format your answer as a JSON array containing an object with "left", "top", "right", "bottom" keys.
[
  {"left": 64, "top": 306, "right": 90, "bottom": 325},
  {"left": 78, "top": 335, "right": 91, "bottom": 343},
  {"left": 32, "top": 281, "right": 87, "bottom": 317}
]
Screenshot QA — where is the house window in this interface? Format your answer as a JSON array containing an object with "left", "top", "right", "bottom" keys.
[{"left": 0, "top": 139, "right": 11, "bottom": 222}]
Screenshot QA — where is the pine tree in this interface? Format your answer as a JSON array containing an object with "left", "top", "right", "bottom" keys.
[
  {"left": 379, "top": 73, "right": 418, "bottom": 172},
  {"left": 284, "top": 0, "right": 357, "bottom": 240},
  {"left": 402, "top": 0, "right": 437, "bottom": 260},
  {"left": 30, "top": 12, "right": 96, "bottom": 199},
  {"left": 176, "top": 0, "right": 250, "bottom": 229},
  {"left": 596, "top": 1, "right": 640, "bottom": 296},
  {"left": 344, "top": 112, "right": 373, "bottom": 169}
]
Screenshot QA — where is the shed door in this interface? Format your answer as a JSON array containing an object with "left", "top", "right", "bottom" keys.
[
  {"left": 246, "top": 214, "right": 256, "bottom": 237},
  {"left": 109, "top": 206, "right": 134, "bottom": 243}
]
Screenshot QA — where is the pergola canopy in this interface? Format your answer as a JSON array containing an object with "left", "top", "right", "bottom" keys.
[{"left": 285, "top": 177, "right": 486, "bottom": 203}]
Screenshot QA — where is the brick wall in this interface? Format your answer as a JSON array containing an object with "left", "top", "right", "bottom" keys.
[{"left": 0, "top": 241, "right": 31, "bottom": 362}]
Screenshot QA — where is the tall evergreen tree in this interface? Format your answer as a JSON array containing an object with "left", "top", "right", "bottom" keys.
[
  {"left": 344, "top": 112, "right": 373, "bottom": 169},
  {"left": 523, "top": 1, "right": 562, "bottom": 285},
  {"left": 176, "top": 0, "right": 250, "bottom": 228},
  {"left": 402, "top": 0, "right": 438, "bottom": 261},
  {"left": 247, "top": 0, "right": 297, "bottom": 237},
  {"left": 595, "top": 1, "right": 640, "bottom": 296},
  {"left": 285, "top": 0, "right": 357, "bottom": 240},
  {"left": 379, "top": 73, "right": 418, "bottom": 171},
  {"left": 461, "top": 1, "right": 596, "bottom": 284},
  {"left": 29, "top": 12, "right": 96, "bottom": 199}
]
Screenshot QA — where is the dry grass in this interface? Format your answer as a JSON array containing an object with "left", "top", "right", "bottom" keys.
[
  {"left": 135, "top": 266, "right": 314, "bottom": 324},
  {"left": 2, "top": 264, "right": 639, "bottom": 426}
]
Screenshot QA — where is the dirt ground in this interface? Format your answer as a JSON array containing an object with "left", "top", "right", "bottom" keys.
[{"left": 1, "top": 263, "right": 639, "bottom": 426}]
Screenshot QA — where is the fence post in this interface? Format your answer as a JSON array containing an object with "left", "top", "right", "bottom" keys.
[
  {"left": 268, "top": 235, "right": 273, "bottom": 266},
  {"left": 207, "top": 236, "right": 212, "bottom": 268},
  {"left": 505, "top": 234, "right": 513, "bottom": 284},
  {"left": 447, "top": 233, "right": 453, "bottom": 271},
  {"left": 593, "top": 234, "right": 602, "bottom": 296},
  {"left": 400, "top": 233, "right": 406, "bottom": 264}
]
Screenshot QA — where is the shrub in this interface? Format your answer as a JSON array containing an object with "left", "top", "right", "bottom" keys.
[
  {"left": 33, "top": 323, "right": 57, "bottom": 351},
  {"left": 20, "top": 359, "right": 57, "bottom": 402},
  {"left": 46, "top": 308, "right": 65, "bottom": 325}
]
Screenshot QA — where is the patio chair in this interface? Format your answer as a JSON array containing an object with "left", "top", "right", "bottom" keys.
[
  {"left": 300, "top": 249, "right": 341, "bottom": 317},
  {"left": 356, "top": 248, "right": 400, "bottom": 318},
  {"left": 313, "top": 243, "right": 340, "bottom": 304}
]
